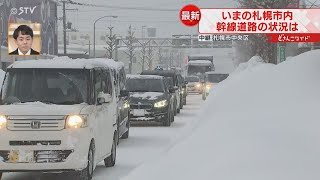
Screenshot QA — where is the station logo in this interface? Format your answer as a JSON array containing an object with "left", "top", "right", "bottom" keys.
[{"left": 10, "top": 6, "right": 37, "bottom": 16}]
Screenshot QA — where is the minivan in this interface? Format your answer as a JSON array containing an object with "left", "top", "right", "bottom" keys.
[{"left": 0, "top": 59, "right": 118, "bottom": 180}]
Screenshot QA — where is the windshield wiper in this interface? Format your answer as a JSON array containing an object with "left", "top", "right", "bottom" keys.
[
  {"left": 58, "top": 101, "right": 82, "bottom": 105},
  {"left": 131, "top": 90, "right": 146, "bottom": 92}
]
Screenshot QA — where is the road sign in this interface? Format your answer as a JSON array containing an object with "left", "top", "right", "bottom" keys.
[{"left": 279, "top": 46, "right": 286, "bottom": 63}]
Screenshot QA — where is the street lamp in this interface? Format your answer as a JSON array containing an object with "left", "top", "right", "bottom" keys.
[
  {"left": 93, "top": 15, "right": 118, "bottom": 58},
  {"left": 141, "top": 25, "right": 147, "bottom": 39}
]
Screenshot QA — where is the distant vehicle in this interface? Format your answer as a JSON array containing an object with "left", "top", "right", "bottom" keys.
[
  {"left": 186, "top": 55, "right": 215, "bottom": 79},
  {"left": 177, "top": 74, "right": 187, "bottom": 106},
  {"left": 109, "top": 61, "right": 130, "bottom": 143},
  {"left": 204, "top": 71, "right": 229, "bottom": 97},
  {"left": 141, "top": 70, "right": 183, "bottom": 115},
  {"left": 186, "top": 76, "right": 203, "bottom": 94},
  {"left": 0, "top": 59, "right": 119, "bottom": 179},
  {"left": 126, "top": 75, "right": 175, "bottom": 126}
]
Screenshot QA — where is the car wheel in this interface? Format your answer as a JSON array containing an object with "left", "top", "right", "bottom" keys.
[
  {"left": 73, "top": 142, "right": 95, "bottom": 180},
  {"left": 116, "top": 119, "right": 120, "bottom": 145},
  {"left": 183, "top": 97, "right": 187, "bottom": 105},
  {"left": 173, "top": 100, "right": 177, "bottom": 116},
  {"left": 202, "top": 93, "right": 206, "bottom": 100},
  {"left": 121, "top": 117, "right": 130, "bottom": 139},
  {"left": 177, "top": 106, "right": 180, "bottom": 114},
  {"left": 180, "top": 96, "right": 183, "bottom": 109},
  {"left": 163, "top": 108, "right": 171, "bottom": 127},
  {"left": 104, "top": 134, "right": 117, "bottom": 167},
  {"left": 170, "top": 108, "right": 175, "bottom": 123}
]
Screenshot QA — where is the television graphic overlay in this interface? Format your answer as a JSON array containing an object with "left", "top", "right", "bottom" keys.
[{"left": 8, "top": 23, "right": 41, "bottom": 56}]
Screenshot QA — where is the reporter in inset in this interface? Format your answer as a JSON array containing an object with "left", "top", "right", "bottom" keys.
[{"left": 9, "top": 24, "right": 40, "bottom": 55}]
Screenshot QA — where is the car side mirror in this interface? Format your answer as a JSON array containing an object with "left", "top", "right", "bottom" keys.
[
  {"left": 97, "top": 97, "right": 105, "bottom": 105},
  {"left": 97, "top": 93, "right": 112, "bottom": 105},
  {"left": 104, "top": 94, "right": 112, "bottom": 103},
  {"left": 184, "top": 81, "right": 188, "bottom": 85},
  {"left": 169, "top": 88, "right": 175, "bottom": 93},
  {"left": 120, "top": 90, "right": 129, "bottom": 97}
]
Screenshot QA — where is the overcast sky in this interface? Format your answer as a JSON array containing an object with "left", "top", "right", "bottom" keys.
[
  {"left": 59, "top": 0, "right": 318, "bottom": 37},
  {"left": 60, "top": 0, "right": 236, "bottom": 37}
]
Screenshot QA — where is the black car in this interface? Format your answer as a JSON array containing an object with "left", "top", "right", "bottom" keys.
[
  {"left": 177, "top": 74, "right": 187, "bottom": 106},
  {"left": 126, "top": 75, "right": 175, "bottom": 126},
  {"left": 141, "top": 70, "right": 183, "bottom": 115},
  {"left": 110, "top": 65, "right": 130, "bottom": 143}
]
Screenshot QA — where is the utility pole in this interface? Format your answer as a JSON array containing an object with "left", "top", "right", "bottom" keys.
[
  {"left": 62, "top": 0, "right": 67, "bottom": 55},
  {"left": 87, "top": 40, "right": 91, "bottom": 58}
]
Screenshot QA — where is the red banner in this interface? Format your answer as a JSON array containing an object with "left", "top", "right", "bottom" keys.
[{"left": 267, "top": 33, "right": 320, "bottom": 42}]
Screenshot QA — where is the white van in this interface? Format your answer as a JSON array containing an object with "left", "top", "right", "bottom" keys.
[{"left": 0, "top": 59, "right": 118, "bottom": 180}]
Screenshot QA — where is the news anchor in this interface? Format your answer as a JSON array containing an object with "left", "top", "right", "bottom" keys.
[{"left": 9, "top": 24, "right": 40, "bottom": 55}]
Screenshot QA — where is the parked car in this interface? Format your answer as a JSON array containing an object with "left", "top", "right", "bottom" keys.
[
  {"left": 141, "top": 70, "right": 182, "bottom": 115},
  {"left": 126, "top": 75, "right": 175, "bottom": 126},
  {"left": 0, "top": 59, "right": 118, "bottom": 180},
  {"left": 108, "top": 60, "right": 130, "bottom": 143},
  {"left": 185, "top": 76, "right": 203, "bottom": 94}
]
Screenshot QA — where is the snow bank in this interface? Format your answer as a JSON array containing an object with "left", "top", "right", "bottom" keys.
[
  {"left": 232, "top": 55, "right": 268, "bottom": 74},
  {"left": 122, "top": 50, "right": 320, "bottom": 180}
]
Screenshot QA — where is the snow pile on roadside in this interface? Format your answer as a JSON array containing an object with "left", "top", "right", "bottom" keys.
[
  {"left": 0, "top": 69, "right": 5, "bottom": 86},
  {"left": 121, "top": 50, "right": 320, "bottom": 180},
  {"left": 232, "top": 55, "right": 268, "bottom": 74}
]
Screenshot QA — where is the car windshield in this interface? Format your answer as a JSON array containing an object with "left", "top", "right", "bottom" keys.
[
  {"left": 186, "top": 76, "right": 200, "bottom": 82},
  {"left": 127, "top": 78, "right": 165, "bottom": 92},
  {"left": 164, "top": 77, "right": 174, "bottom": 88},
  {"left": 1, "top": 68, "right": 89, "bottom": 105},
  {"left": 188, "top": 66, "right": 212, "bottom": 75},
  {"left": 207, "top": 74, "right": 229, "bottom": 83}
]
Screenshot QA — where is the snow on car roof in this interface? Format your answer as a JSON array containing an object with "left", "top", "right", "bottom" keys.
[
  {"left": 206, "top": 71, "right": 229, "bottom": 75},
  {"left": 126, "top": 74, "right": 163, "bottom": 80},
  {"left": 188, "top": 60, "right": 213, "bottom": 66},
  {"left": 8, "top": 57, "right": 124, "bottom": 70}
]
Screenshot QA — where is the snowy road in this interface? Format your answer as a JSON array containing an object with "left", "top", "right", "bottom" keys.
[{"left": 3, "top": 95, "right": 203, "bottom": 180}]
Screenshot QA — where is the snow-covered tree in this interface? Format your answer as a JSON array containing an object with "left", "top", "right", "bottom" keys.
[
  {"left": 146, "top": 42, "right": 154, "bottom": 70},
  {"left": 235, "top": 0, "right": 293, "bottom": 64},
  {"left": 123, "top": 25, "right": 136, "bottom": 74},
  {"left": 105, "top": 26, "right": 117, "bottom": 59}
]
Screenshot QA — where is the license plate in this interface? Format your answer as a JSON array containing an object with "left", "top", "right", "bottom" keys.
[
  {"left": 133, "top": 109, "right": 146, "bottom": 116},
  {"left": 9, "top": 150, "right": 34, "bottom": 163}
]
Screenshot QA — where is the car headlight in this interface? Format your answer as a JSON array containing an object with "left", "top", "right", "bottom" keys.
[
  {"left": 0, "top": 115, "right": 7, "bottom": 129},
  {"left": 154, "top": 100, "right": 168, "bottom": 108},
  {"left": 66, "top": 115, "right": 88, "bottom": 129},
  {"left": 196, "top": 83, "right": 201, "bottom": 88},
  {"left": 124, "top": 102, "right": 130, "bottom": 109},
  {"left": 206, "top": 84, "right": 211, "bottom": 89}
]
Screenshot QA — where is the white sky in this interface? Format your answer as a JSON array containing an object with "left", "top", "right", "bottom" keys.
[
  {"left": 58, "top": 0, "right": 319, "bottom": 37},
  {"left": 59, "top": 0, "right": 236, "bottom": 37}
]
